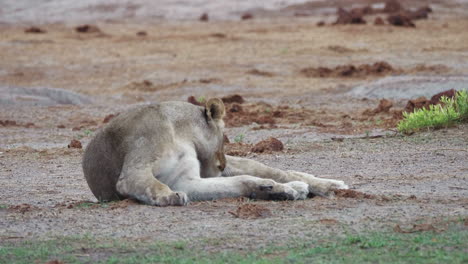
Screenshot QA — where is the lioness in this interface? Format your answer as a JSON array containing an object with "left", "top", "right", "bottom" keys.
[{"left": 82, "top": 98, "right": 348, "bottom": 206}]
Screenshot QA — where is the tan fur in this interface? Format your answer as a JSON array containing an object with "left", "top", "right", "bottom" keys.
[{"left": 82, "top": 99, "right": 348, "bottom": 206}]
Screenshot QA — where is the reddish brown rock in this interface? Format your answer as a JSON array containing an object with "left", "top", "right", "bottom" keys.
[
  {"left": 25, "top": 26, "right": 46, "bottom": 33},
  {"left": 241, "top": 13, "right": 253, "bottom": 20},
  {"left": 430, "top": 89, "right": 457, "bottom": 105},
  {"left": 334, "top": 7, "right": 366, "bottom": 25},
  {"left": 374, "top": 17, "right": 385, "bottom": 25},
  {"left": 387, "top": 13, "right": 415, "bottom": 27},
  {"left": 199, "top": 13, "right": 209, "bottom": 22},
  {"left": 68, "top": 139, "right": 82, "bottom": 149},
  {"left": 75, "top": 24, "right": 102, "bottom": 33},
  {"left": 251, "top": 137, "right": 284, "bottom": 153},
  {"left": 221, "top": 94, "right": 245, "bottom": 104}
]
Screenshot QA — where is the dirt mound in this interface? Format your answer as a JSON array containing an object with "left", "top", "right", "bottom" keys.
[
  {"left": 68, "top": 139, "right": 82, "bottom": 149},
  {"left": 123, "top": 80, "right": 162, "bottom": 92},
  {"left": 229, "top": 204, "right": 272, "bottom": 219},
  {"left": 219, "top": 95, "right": 400, "bottom": 134},
  {"left": 332, "top": 1, "right": 432, "bottom": 28},
  {"left": 300, "top": 61, "right": 396, "bottom": 78},
  {"left": 251, "top": 137, "right": 284, "bottom": 153},
  {"left": 199, "top": 13, "right": 209, "bottom": 22},
  {"left": 246, "top": 69, "right": 275, "bottom": 77},
  {"left": 0, "top": 120, "right": 35, "bottom": 128},
  {"left": 225, "top": 142, "right": 252, "bottom": 156},
  {"left": 224, "top": 101, "right": 280, "bottom": 127},
  {"left": 75, "top": 24, "right": 102, "bottom": 33},
  {"left": 334, "top": 7, "right": 366, "bottom": 25},
  {"left": 404, "top": 89, "right": 457, "bottom": 113},
  {"left": 333, "top": 189, "right": 375, "bottom": 199},
  {"left": 387, "top": 13, "right": 415, "bottom": 27},
  {"left": 8, "top": 203, "right": 39, "bottom": 213},
  {"left": 374, "top": 17, "right": 385, "bottom": 25},
  {"left": 409, "top": 64, "right": 450, "bottom": 74},
  {"left": 24, "top": 26, "right": 46, "bottom": 33},
  {"left": 222, "top": 94, "right": 245, "bottom": 104},
  {"left": 241, "top": 13, "right": 253, "bottom": 20},
  {"left": 364, "top": 99, "right": 393, "bottom": 115}
]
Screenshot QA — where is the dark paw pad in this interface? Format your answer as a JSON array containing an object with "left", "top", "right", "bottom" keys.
[
  {"left": 268, "top": 192, "right": 294, "bottom": 201},
  {"left": 259, "top": 185, "right": 274, "bottom": 191}
]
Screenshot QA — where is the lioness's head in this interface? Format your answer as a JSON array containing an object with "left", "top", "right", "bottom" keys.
[{"left": 201, "top": 98, "right": 226, "bottom": 176}]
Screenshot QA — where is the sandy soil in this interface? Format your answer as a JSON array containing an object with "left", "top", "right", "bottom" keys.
[{"left": 0, "top": 0, "right": 467, "bottom": 251}]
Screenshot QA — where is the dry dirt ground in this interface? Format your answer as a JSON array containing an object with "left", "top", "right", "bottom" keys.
[{"left": 0, "top": 0, "right": 467, "bottom": 259}]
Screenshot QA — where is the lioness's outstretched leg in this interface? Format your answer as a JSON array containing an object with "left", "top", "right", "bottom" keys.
[
  {"left": 172, "top": 176, "right": 309, "bottom": 201},
  {"left": 159, "top": 146, "right": 308, "bottom": 201},
  {"left": 222, "top": 155, "right": 348, "bottom": 196},
  {"left": 116, "top": 156, "right": 188, "bottom": 206}
]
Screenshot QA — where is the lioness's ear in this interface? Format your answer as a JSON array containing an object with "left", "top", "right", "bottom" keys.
[{"left": 205, "top": 98, "right": 225, "bottom": 120}]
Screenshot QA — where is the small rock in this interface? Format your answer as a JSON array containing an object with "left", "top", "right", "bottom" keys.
[
  {"left": 199, "top": 13, "right": 209, "bottom": 22},
  {"left": 251, "top": 137, "right": 284, "bottom": 153},
  {"left": 68, "top": 139, "right": 82, "bottom": 149}
]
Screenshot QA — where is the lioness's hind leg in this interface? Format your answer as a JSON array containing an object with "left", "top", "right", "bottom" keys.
[{"left": 116, "top": 166, "right": 188, "bottom": 206}]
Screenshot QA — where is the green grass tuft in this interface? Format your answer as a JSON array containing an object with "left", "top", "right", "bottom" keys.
[{"left": 397, "top": 90, "right": 468, "bottom": 134}]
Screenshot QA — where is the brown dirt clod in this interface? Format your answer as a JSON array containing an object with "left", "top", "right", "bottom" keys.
[
  {"left": 404, "top": 89, "right": 456, "bottom": 113},
  {"left": 429, "top": 89, "right": 457, "bottom": 105},
  {"left": 333, "top": 189, "right": 375, "bottom": 199},
  {"left": 229, "top": 203, "right": 272, "bottom": 219},
  {"left": 8, "top": 204, "right": 37, "bottom": 213},
  {"left": 316, "top": 21, "right": 325, "bottom": 27},
  {"left": 374, "top": 17, "right": 385, "bottom": 25},
  {"left": 246, "top": 69, "right": 275, "bottom": 77},
  {"left": 199, "top": 13, "right": 209, "bottom": 22},
  {"left": 210, "top": 33, "right": 226, "bottom": 38},
  {"left": 0, "top": 120, "right": 35, "bottom": 128},
  {"left": 241, "top": 13, "right": 253, "bottom": 20},
  {"left": 251, "top": 137, "right": 284, "bottom": 153},
  {"left": 75, "top": 24, "right": 102, "bottom": 33},
  {"left": 221, "top": 94, "right": 245, "bottom": 104},
  {"left": 24, "top": 26, "right": 46, "bottom": 33},
  {"left": 334, "top": 7, "right": 366, "bottom": 25},
  {"left": 300, "top": 61, "right": 395, "bottom": 78},
  {"left": 224, "top": 142, "right": 252, "bottom": 157},
  {"left": 373, "top": 99, "right": 393, "bottom": 114},
  {"left": 68, "top": 139, "right": 82, "bottom": 149},
  {"left": 387, "top": 13, "right": 415, "bottom": 27}
]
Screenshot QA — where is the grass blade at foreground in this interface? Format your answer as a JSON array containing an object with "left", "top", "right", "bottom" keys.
[{"left": 1, "top": 221, "right": 467, "bottom": 264}]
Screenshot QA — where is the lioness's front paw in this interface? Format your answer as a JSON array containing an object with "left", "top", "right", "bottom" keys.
[
  {"left": 255, "top": 180, "right": 299, "bottom": 201},
  {"left": 154, "top": 191, "right": 189, "bottom": 206},
  {"left": 287, "top": 171, "right": 348, "bottom": 196},
  {"left": 285, "top": 181, "right": 309, "bottom": 200}
]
